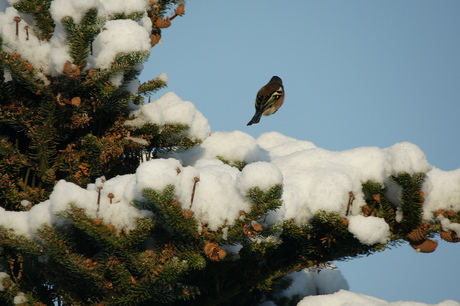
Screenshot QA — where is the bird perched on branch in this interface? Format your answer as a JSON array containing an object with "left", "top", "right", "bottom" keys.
[{"left": 247, "top": 76, "right": 284, "bottom": 126}]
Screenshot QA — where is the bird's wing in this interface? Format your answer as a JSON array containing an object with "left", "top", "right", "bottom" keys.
[{"left": 256, "top": 84, "right": 283, "bottom": 111}]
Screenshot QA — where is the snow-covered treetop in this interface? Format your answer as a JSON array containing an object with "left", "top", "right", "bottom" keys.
[{"left": 2, "top": 92, "right": 459, "bottom": 248}]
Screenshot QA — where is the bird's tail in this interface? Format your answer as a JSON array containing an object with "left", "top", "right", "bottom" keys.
[{"left": 247, "top": 111, "right": 263, "bottom": 126}]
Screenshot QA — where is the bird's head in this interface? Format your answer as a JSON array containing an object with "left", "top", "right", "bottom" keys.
[{"left": 269, "top": 76, "right": 283, "bottom": 85}]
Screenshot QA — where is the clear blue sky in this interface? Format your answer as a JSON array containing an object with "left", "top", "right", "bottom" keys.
[{"left": 141, "top": 1, "right": 460, "bottom": 303}]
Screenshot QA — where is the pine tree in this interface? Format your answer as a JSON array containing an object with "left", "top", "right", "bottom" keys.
[
  {"left": 0, "top": 1, "right": 459, "bottom": 305},
  {"left": 0, "top": 0, "right": 190, "bottom": 210}
]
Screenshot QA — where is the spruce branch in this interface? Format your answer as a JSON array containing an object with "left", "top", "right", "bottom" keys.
[{"left": 13, "top": 0, "right": 55, "bottom": 40}]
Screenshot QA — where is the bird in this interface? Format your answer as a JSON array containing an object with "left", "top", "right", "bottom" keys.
[{"left": 247, "top": 76, "right": 284, "bottom": 126}]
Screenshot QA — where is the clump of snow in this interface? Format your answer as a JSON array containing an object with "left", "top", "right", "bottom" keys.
[
  {"left": 188, "top": 161, "right": 249, "bottom": 231},
  {"left": 20, "top": 200, "right": 30, "bottom": 207},
  {"left": 91, "top": 19, "right": 151, "bottom": 69},
  {"left": 347, "top": 215, "right": 390, "bottom": 245},
  {"left": 437, "top": 215, "right": 460, "bottom": 236},
  {"left": 13, "top": 292, "right": 27, "bottom": 304},
  {"left": 385, "top": 142, "right": 431, "bottom": 174},
  {"left": 155, "top": 72, "right": 168, "bottom": 82},
  {"left": 422, "top": 168, "right": 460, "bottom": 220},
  {"left": 136, "top": 158, "right": 182, "bottom": 192},
  {"left": 257, "top": 131, "right": 317, "bottom": 157},
  {"left": 125, "top": 92, "right": 211, "bottom": 142},
  {"left": 238, "top": 162, "right": 283, "bottom": 193},
  {"left": 297, "top": 289, "right": 460, "bottom": 306},
  {"left": 169, "top": 130, "right": 268, "bottom": 166}
]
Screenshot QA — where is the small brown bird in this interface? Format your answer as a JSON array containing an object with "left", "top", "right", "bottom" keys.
[{"left": 247, "top": 76, "right": 285, "bottom": 126}]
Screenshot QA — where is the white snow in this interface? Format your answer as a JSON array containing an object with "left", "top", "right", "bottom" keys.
[
  {"left": 238, "top": 162, "right": 283, "bottom": 193},
  {"left": 155, "top": 72, "right": 168, "bottom": 82},
  {"left": 135, "top": 158, "right": 183, "bottom": 192},
  {"left": 0, "top": 7, "right": 52, "bottom": 79},
  {"left": 169, "top": 130, "right": 268, "bottom": 166},
  {"left": 91, "top": 19, "right": 151, "bottom": 70},
  {"left": 99, "top": 0, "right": 147, "bottom": 17},
  {"left": 189, "top": 161, "right": 249, "bottom": 230},
  {"left": 13, "top": 292, "right": 27, "bottom": 304},
  {"left": 347, "top": 215, "right": 390, "bottom": 245},
  {"left": 437, "top": 215, "right": 460, "bottom": 236},
  {"left": 1, "top": 91, "right": 459, "bottom": 245},
  {"left": 0, "top": 0, "right": 153, "bottom": 78},
  {"left": 50, "top": 0, "right": 105, "bottom": 24},
  {"left": 125, "top": 92, "right": 211, "bottom": 142},
  {"left": 422, "top": 167, "right": 460, "bottom": 220},
  {"left": 297, "top": 290, "right": 459, "bottom": 306}
]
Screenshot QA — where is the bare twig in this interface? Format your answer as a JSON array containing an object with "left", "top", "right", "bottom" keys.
[
  {"left": 97, "top": 187, "right": 102, "bottom": 212},
  {"left": 346, "top": 191, "right": 355, "bottom": 216},
  {"left": 14, "top": 17, "right": 20, "bottom": 37},
  {"left": 190, "top": 177, "right": 200, "bottom": 208}
]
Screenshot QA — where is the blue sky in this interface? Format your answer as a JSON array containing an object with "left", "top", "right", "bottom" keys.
[{"left": 141, "top": 1, "right": 460, "bottom": 303}]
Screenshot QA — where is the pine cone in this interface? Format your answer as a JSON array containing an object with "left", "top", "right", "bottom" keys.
[
  {"left": 183, "top": 209, "right": 194, "bottom": 219},
  {"left": 204, "top": 242, "right": 226, "bottom": 261},
  {"left": 440, "top": 230, "right": 460, "bottom": 243},
  {"left": 361, "top": 205, "right": 372, "bottom": 216},
  {"left": 63, "top": 61, "right": 80, "bottom": 78},
  {"left": 407, "top": 227, "right": 426, "bottom": 243},
  {"left": 70, "top": 97, "right": 81, "bottom": 107},
  {"left": 435, "top": 209, "right": 457, "bottom": 218},
  {"left": 446, "top": 210, "right": 458, "bottom": 218},
  {"left": 410, "top": 238, "right": 438, "bottom": 253},
  {"left": 175, "top": 3, "right": 185, "bottom": 16},
  {"left": 150, "top": 33, "right": 161, "bottom": 46},
  {"left": 24, "top": 61, "right": 34, "bottom": 71},
  {"left": 155, "top": 17, "right": 171, "bottom": 28},
  {"left": 87, "top": 69, "right": 96, "bottom": 78},
  {"left": 243, "top": 221, "right": 264, "bottom": 237}
]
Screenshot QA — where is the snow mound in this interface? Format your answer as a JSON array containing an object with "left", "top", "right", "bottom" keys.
[
  {"left": 125, "top": 92, "right": 211, "bottom": 142},
  {"left": 348, "top": 215, "right": 390, "bottom": 245},
  {"left": 297, "top": 289, "right": 460, "bottom": 306}
]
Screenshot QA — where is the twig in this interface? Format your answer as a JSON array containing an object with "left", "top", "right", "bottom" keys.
[
  {"left": 367, "top": 194, "right": 381, "bottom": 216},
  {"left": 346, "top": 191, "right": 355, "bottom": 216},
  {"left": 190, "top": 177, "right": 199, "bottom": 208},
  {"left": 14, "top": 17, "right": 20, "bottom": 37},
  {"left": 97, "top": 187, "right": 102, "bottom": 212}
]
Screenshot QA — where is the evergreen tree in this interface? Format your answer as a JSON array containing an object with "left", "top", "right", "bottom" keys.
[
  {"left": 0, "top": 0, "right": 190, "bottom": 210},
  {"left": 0, "top": 1, "right": 459, "bottom": 305}
]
